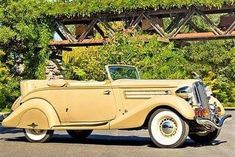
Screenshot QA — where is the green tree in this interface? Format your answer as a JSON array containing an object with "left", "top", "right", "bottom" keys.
[
  {"left": 63, "top": 34, "right": 188, "bottom": 80},
  {"left": 183, "top": 40, "right": 235, "bottom": 104},
  {"left": 0, "top": 0, "right": 52, "bottom": 79}
]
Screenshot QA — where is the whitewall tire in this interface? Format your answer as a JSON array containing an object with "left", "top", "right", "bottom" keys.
[
  {"left": 148, "top": 108, "right": 189, "bottom": 148},
  {"left": 24, "top": 129, "right": 54, "bottom": 143}
]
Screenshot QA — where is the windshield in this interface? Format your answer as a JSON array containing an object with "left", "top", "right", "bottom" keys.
[{"left": 108, "top": 66, "right": 140, "bottom": 80}]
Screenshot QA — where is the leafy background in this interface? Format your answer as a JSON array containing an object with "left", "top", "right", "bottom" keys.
[
  {"left": 0, "top": 0, "right": 235, "bottom": 110},
  {"left": 63, "top": 34, "right": 235, "bottom": 107}
]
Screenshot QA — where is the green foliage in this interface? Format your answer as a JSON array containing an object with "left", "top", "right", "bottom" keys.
[
  {"left": 183, "top": 40, "right": 235, "bottom": 104},
  {"left": 49, "top": 0, "right": 235, "bottom": 16},
  {"left": 0, "top": 0, "right": 52, "bottom": 79},
  {"left": 63, "top": 34, "right": 188, "bottom": 81},
  {"left": 0, "top": 0, "right": 52, "bottom": 110},
  {"left": 0, "top": 61, "right": 20, "bottom": 110}
]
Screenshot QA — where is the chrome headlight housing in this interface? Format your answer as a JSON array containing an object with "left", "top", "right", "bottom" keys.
[{"left": 176, "top": 86, "right": 194, "bottom": 104}]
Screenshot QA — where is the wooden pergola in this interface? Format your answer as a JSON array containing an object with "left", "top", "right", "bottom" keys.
[{"left": 49, "top": 4, "right": 235, "bottom": 50}]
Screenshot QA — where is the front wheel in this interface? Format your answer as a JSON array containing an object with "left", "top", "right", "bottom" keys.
[
  {"left": 148, "top": 109, "right": 189, "bottom": 148},
  {"left": 24, "top": 129, "right": 54, "bottom": 143},
  {"left": 189, "top": 129, "right": 220, "bottom": 144}
]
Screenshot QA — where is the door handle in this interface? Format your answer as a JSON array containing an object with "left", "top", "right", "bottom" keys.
[{"left": 104, "top": 90, "right": 111, "bottom": 95}]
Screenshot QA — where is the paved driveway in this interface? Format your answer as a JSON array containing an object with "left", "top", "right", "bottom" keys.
[{"left": 0, "top": 111, "right": 234, "bottom": 157}]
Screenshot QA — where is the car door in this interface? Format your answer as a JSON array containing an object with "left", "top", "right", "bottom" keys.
[{"left": 66, "top": 85, "right": 116, "bottom": 123}]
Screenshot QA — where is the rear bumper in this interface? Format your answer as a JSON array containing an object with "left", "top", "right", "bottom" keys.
[{"left": 196, "top": 114, "right": 232, "bottom": 129}]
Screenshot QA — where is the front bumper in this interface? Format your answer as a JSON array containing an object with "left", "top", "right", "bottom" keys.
[{"left": 196, "top": 114, "right": 232, "bottom": 129}]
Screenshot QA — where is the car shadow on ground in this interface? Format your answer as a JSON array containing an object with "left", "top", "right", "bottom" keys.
[
  {"left": 0, "top": 127, "right": 22, "bottom": 134},
  {"left": 2, "top": 131, "right": 227, "bottom": 148}
]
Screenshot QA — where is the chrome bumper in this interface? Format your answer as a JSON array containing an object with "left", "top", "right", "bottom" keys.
[{"left": 196, "top": 114, "right": 232, "bottom": 129}]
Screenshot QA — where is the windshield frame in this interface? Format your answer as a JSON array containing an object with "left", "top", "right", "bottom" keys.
[{"left": 105, "top": 65, "right": 140, "bottom": 81}]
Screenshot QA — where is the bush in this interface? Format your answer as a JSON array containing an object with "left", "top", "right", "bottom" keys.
[
  {"left": 0, "top": 63, "right": 20, "bottom": 110},
  {"left": 63, "top": 34, "right": 188, "bottom": 81},
  {"left": 183, "top": 40, "right": 235, "bottom": 105}
]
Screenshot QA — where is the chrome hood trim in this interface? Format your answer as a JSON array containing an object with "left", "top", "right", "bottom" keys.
[{"left": 124, "top": 90, "right": 171, "bottom": 99}]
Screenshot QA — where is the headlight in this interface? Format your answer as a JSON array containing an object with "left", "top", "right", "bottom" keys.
[
  {"left": 205, "top": 86, "right": 212, "bottom": 97},
  {"left": 176, "top": 86, "right": 193, "bottom": 99}
]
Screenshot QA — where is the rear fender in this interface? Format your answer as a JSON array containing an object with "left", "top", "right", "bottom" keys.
[{"left": 2, "top": 99, "right": 60, "bottom": 129}]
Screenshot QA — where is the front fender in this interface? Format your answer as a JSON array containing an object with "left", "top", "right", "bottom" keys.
[
  {"left": 110, "top": 95, "right": 195, "bottom": 129},
  {"left": 209, "top": 96, "right": 225, "bottom": 115},
  {"left": 2, "top": 99, "right": 60, "bottom": 129}
]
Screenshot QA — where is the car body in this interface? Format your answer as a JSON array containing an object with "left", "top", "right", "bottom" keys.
[{"left": 1, "top": 65, "right": 232, "bottom": 148}]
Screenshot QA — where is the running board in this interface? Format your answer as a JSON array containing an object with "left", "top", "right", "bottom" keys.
[{"left": 52, "top": 121, "right": 109, "bottom": 130}]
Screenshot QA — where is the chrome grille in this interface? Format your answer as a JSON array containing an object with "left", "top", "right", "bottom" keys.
[{"left": 193, "top": 81, "right": 209, "bottom": 108}]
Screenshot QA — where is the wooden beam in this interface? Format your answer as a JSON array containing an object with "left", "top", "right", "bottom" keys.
[
  {"left": 94, "top": 24, "right": 106, "bottom": 38},
  {"left": 225, "top": 20, "right": 235, "bottom": 34},
  {"left": 49, "top": 39, "right": 108, "bottom": 47},
  {"left": 194, "top": 7, "right": 223, "bottom": 35},
  {"left": 55, "top": 21, "right": 76, "bottom": 42},
  {"left": 170, "top": 31, "right": 235, "bottom": 40},
  {"left": 142, "top": 14, "right": 166, "bottom": 37},
  {"left": 49, "top": 31, "right": 235, "bottom": 48},
  {"left": 50, "top": 5, "right": 235, "bottom": 49},
  {"left": 101, "top": 22, "right": 115, "bottom": 35},
  {"left": 169, "top": 10, "right": 195, "bottom": 37},
  {"left": 49, "top": 36, "right": 153, "bottom": 47},
  {"left": 57, "top": 5, "right": 235, "bottom": 25},
  {"left": 76, "top": 19, "right": 98, "bottom": 41}
]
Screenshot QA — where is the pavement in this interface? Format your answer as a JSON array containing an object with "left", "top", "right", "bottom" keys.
[{"left": 0, "top": 111, "right": 235, "bottom": 157}]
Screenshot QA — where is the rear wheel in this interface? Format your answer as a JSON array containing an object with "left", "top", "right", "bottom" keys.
[
  {"left": 24, "top": 129, "right": 54, "bottom": 143},
  {"left": 148, "top": 109, "right": 189, "bottom": 148},
  {"left": 67, "top": 130, "right": 92, "bottom": 140},
  {"left": 189, "top": 129, "right": 220, "bottom": 144}
]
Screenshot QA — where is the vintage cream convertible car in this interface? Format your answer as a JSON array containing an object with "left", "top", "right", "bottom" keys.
[{"left": 1, "top": 65, "right": 232, "bottom": 148}]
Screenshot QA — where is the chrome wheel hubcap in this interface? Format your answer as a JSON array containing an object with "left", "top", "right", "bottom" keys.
[{"left": 160, "top": 118, "right": 177, "bottom": 137}]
